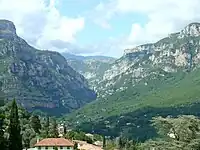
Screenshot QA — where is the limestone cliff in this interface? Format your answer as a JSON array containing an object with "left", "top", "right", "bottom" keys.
[{"left": 0, "top": 20, "right": 96, "bottom": 115}]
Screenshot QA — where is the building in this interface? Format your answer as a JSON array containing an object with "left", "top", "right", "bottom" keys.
[
  {"left": 94, "top": 141, "right": 103, "bottom": 147},
  {"left": 34, "top": 138, "right": 74, "bottom": 150},
  {"left": 58, "top": 124, "right": 65, "bottom": 137},
  {"left": 73, "top": 140, "right": 103, "bottom": 150}
]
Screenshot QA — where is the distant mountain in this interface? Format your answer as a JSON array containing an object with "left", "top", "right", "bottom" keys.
[
  {"left": 62, "top": 52, "right": 116, "bottom": 62},
  {"left": 0, "top": 20, "right": 96, "bottom": 115},
  {"left": 62, "top": 53, "right": 116, "bottom": 88},
  {"left": 66, "top": 23, "right": 200, "bottom": 140}
]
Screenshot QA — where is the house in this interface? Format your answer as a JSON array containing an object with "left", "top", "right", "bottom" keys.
[
  {"left": 58, "top": 124, "right": 65, "bottom": 137},
  {"left": 94, "top": 141, "right": 103, "bottom": 147},
  {"left": 73, "top": 140, "right": 103, "bottom": 150},
  {"left": 34, "top": 138, "right": 74, "bottom": 150}
]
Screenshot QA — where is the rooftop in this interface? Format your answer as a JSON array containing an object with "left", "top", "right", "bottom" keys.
[
  {"left": 34, "top": 138, "right": 74, "bottom": 147},
  {"left": 73, "top": 140, "right": 103, "bottom": 150}
]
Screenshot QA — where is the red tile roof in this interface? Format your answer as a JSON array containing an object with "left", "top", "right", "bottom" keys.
[{"left": 34, "top": 138, "right": 74, "bottom": 147}]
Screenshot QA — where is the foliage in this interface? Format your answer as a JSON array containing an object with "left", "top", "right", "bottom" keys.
[
  {"left": 65, "top": 130, "right": 93, "bottom": 144},
  {"left": 66, "top": 68, "right": 200, "bottom": 140},
  {"left": 41, "top": 116, "right": 50, "bottom": 138},
  {"left": 139, "top": 115, "right": 200, "bottom": 150},
  {"left": 30, "top": 115, "right": 41, "bottom": 134},
  {"left": 8, "top": 99, "right": 23, "bottom": 150},
  {"left": 73, "top": 142, "right": 78, "bottom": 150},
  {"left": 0, "top": 97, "right": 5, "bottom": 150},
  {"left": 49, "top": 118, "right": 59, "bottom": 138},
  {"left": 103, "top": 136, "right": 106, "bottom": 149}
]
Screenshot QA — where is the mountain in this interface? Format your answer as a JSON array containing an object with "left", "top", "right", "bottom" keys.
[
  {"left": 0, "top": 20, "right": 96, "bottom": 115},
  {"left": 62, "top": 53, "right": 116, "bottom": 88},
  {"left": 65, "top": 23, "right": 200, "bottom": 140},
  {"left": 62, "top": 52, "right": 115, "bottom": 62}
]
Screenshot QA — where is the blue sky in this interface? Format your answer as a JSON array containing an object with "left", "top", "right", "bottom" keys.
[
  {"left": 1, "top": 0, "right": 200, "bottom": 57},
  {"left": 58, "top": 0, "right": 148, "bottom": 53}
]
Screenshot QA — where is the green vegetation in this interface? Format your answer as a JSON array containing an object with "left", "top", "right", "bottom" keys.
[
  {"left": 139, "top": 115, "right": 200, "bottom": 150},
  {"left": 64, "top": 67, "right": 200, "bottom": 140},
  {"left": 0, "top": 99, "right": 105, "bottom": 149},
  {"left": 8, "top": 100, "right": 23, "bottom": 150},
  {"left": 98, "top": 115, "right": 200, "bottom": 150}
]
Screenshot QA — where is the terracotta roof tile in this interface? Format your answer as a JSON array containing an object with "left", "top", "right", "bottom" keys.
[{"left": 34, "top": 138, "right": 74, "bottom": 147}]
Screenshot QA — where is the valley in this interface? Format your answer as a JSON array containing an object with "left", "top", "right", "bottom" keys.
[
  {"left": 1, "top": 19, "right": 200, "bottom": 144},
  {"left": 64, "top": 23, "right": 200, "bottom": 140}
]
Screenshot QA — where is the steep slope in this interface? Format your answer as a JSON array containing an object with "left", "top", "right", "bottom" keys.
[
  {"left": 0, "top": 20, "right": 96, "bottom": 115},
  {"left": 65, "top": 23, "right": 200, "bottom": 139},
  {"left": 62, "top": 53, "right": 116, "bottom": 88},
  {"left": 95, "top": 23, "right": 200, "bottom": 98}
]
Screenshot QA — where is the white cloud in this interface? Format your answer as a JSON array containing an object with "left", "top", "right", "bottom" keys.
[
  {"left": 0, "top": 0, "right": 85, "bottom": 52},
  {"left": 91, "top": 0, "right": 200, "bottom": 54},
  {"left": 89, "top": 1, "right": 117, "bottom": 29}
]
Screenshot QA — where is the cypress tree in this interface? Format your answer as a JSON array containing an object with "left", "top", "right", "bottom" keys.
[
  {"left": 44, "top": 116, "right": 50, "bottom": 138},
  {"left": 8, "top": 99, "right": 22, "bottom": 150},
  {"left": 103, "top": 136, "right": 106, "bottom": 149}
]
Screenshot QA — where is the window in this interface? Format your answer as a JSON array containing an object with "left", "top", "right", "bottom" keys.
[
  {"left": 45, "top": 146, "right": 48, "bottom": 150},
  {"left": 38, "top": 147, "right": 41, "bottom": 150},
  {"left": 60, "top": 146, "right": 63, "bottom": 149}
]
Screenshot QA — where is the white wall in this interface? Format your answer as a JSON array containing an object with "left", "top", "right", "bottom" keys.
[{"left": 35, "top": 146, "right": 73, "bottom": 150}]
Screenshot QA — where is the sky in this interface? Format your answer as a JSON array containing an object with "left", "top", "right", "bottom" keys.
[{"left": 0, "top": 0, "right": 200, "bottom": 57}]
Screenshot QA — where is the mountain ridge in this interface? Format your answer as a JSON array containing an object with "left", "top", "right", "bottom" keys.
[
  {"left": 0, "top": 19, "right": 96, "bottom": 115},
  {"left": 62, "top": 52, "right": 116, "bottom": 88},
  {"left": 65, "top": 22, "right": 200, "bottom": 139}
]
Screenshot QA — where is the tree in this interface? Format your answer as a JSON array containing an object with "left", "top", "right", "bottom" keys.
[
  {"left": 64, "top": 124, "right": 67, "bottom": 135},
  {"left": 118, "top": 136, "right": 124, "bottom": 149},
  {"left": 0, "top": 107, "right": 5, "bottom": 150},
  {"left": 140, "top": 115, "right": 200, "bottom": 150},
  {"left": 43, "top": 116, "right": 50, "bottom": 138},
  {"left": 30, "top": 115, "right": 41, "bottom": 134},
  {"left": 103, "top": 136, "right": 106, "bottom": 149},
  {"left": 8, "top": 99, "right": 23, "bottom": 150},
  {"left": 74, "top": 142, "right": 78, "bottom": 150},
  {"left": 49, "top": 118, "right": 59, "bottom": 138},
  {"left": 0, "top": 93, "right": 5, "bottom": 150},
  {"left": 22, "top": 127, "right": 36, "bottom": 149}
]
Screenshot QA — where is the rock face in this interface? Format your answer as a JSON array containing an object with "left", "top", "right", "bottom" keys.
[
  {"left": 62, "top": 53, "right": 116, "bottom": 89},
  {"left": 0, "top": 20, "right": 96, "bottom": 115},
  {"left": 0, "top": 20, "right": 16, "bottom": 40},
  {"left": 93, "top": 23, "right": 200, "bottom": 98},
  {"left": 66, "top": 23, "right": 200, "bottom": 140}
]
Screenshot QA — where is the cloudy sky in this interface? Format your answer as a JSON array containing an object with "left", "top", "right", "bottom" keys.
[{"left": 0, "top": 0, "right": 200, "bottom": 57}]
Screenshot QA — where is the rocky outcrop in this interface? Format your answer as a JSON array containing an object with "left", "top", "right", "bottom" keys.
[
  {"left": 92, "top": 23, "right": 200, "bottom": 98},
  {"left": 0, "top": 20, "right": 16, "bottom": 40},
  {"left": 0, "top": 20, "right": 96, "bottom": 115}
]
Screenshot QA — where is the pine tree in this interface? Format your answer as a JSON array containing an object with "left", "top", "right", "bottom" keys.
[
  {"left": 8, "top": 99, "right": 22, "bottom": 150},
  {"left": 30, "top": 115, "right": 41, "bottom": 134}
]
